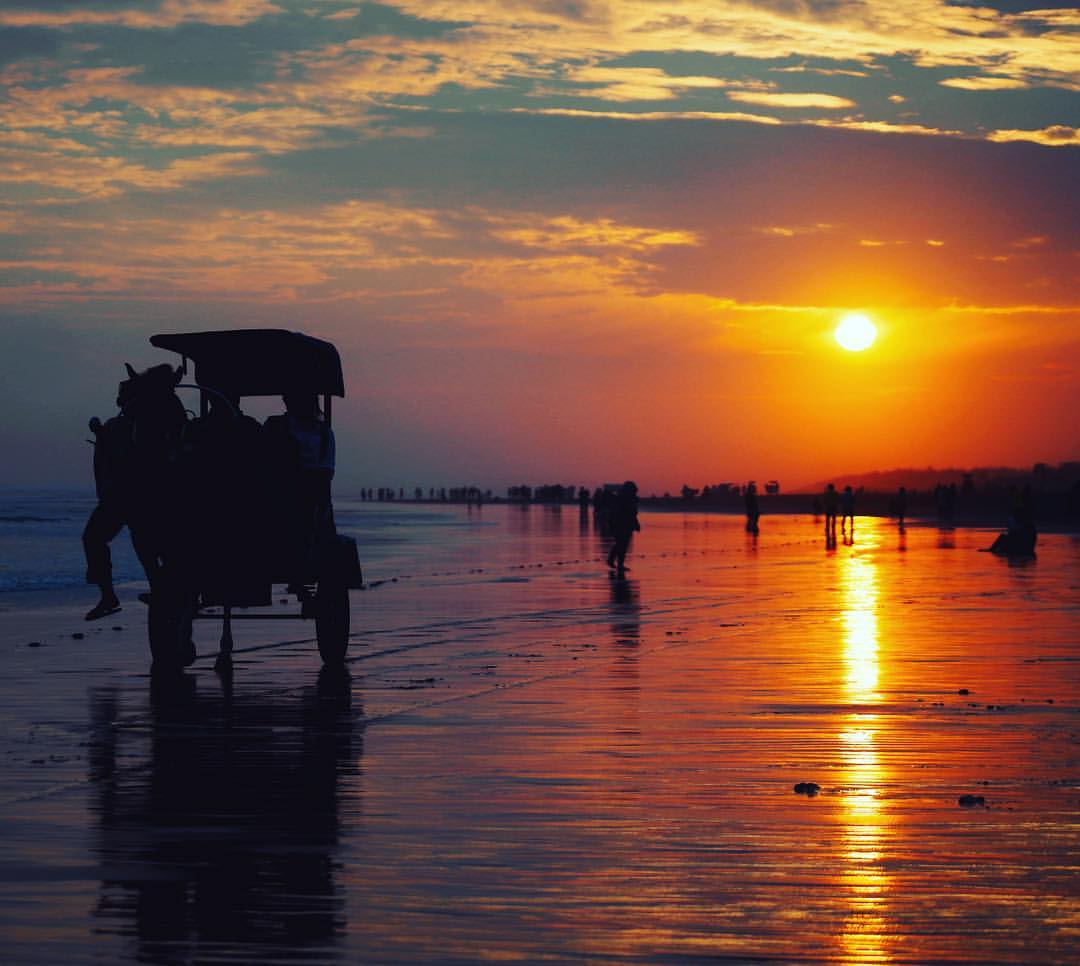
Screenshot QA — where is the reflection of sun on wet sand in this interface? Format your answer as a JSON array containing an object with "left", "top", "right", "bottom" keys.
[
  {"left": 1, "top": 506, "right": 1079, "bottom": 963},
  {"left": 837, "top": 545, "right": 892, "bottom": 963},
  {"left": 838, "top": 735, "right": 891, "bottom": 966}
]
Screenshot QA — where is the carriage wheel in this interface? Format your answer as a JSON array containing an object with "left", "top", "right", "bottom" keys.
[
  {"left": 315, "top": 584, "right": 350, "bottom": 665},
  {"left": 148, "top": 581, "right": 196, "bottom": 670}
]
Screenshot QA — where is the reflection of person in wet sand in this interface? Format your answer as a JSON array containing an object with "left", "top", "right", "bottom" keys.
[
  {"left": 608, "top": 577, "right": 642, "bottom": 689},
  {"left": 89, "top": 670, "right": 358, "bottom": 961},
  {"left": 606, "top": 481, "right": 640, "bottom": 577},
  {"left": 609, "top": 577, "right": 641, "bottom": 648}
]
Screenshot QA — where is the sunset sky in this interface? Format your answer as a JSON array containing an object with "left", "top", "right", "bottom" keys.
[{"left": 1, "top": 0, "right": 1077, "bottom": 492}]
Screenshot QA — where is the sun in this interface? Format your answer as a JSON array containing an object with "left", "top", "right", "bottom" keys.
[{"left": 834, "top": 312, "right": 877, "bottom": 352}]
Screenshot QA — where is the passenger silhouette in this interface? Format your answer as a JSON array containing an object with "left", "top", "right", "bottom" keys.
[
  {"left": 184, "top": 393, "right": 264, "bottom": 604},
  {"left": 896, "top": 486, "right": 907, "bottom": 529},
  {"left": 264, "top": 392, "right": 336, "bottom": 593},
  {"left": 606, "top": 481, "right": 640, "bottom": 577}
]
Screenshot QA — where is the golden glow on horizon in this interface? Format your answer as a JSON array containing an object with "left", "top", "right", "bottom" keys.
[{"left": 835, "top": 312, "right": 878, "bottom": 352}]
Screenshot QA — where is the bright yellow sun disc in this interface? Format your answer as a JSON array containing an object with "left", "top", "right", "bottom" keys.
[{"left": 835, "top": 312, "right": 877, "bottom": 352}]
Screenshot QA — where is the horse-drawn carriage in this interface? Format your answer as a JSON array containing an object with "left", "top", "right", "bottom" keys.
[{"left": 122, "top": 330, "right": 363, "bottom": 671}]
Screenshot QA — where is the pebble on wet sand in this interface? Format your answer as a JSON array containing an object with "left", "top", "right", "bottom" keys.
[
  {"left": 27, "top": 641, "right": 41, "bottom": 648},
  {"left": 794, "top": 782, "right": 821, "bottom": 796},
  {"left": 72, "top": 632, "right": 84, "bottom": 640},
  {"left": 958, "top": 794, "right": 986, "bottom": 807}
]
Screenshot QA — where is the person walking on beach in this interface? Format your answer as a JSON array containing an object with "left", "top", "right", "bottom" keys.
[
  {"left": 606, "top": 481, "right": 640, "bottom": 577},
  {"left": 840, "top": 485, "right": 856, "bottom": 532},
  {"left": 895, "top": 486, "right": 907, "bottom": 528},
  {"left": 744, "top": 481, "right": 760, "bottom": 532},
  {"left": 823, "top": 483, "right": 839, "bottom": 533}
]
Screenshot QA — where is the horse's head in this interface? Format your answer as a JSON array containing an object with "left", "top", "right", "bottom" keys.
[{"left": 117, "top": 363, "right": 182, "bottom": 412}]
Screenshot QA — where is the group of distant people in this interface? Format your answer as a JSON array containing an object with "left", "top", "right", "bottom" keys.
[
  {"left": 819, "top": 483, "right": 858, "bottom": 534},
  {"left": 83, "top": 363, "right": 335, "bottom": 621},
  {"left": 586, "top": 482, "right": 640, "bottom": 577}
]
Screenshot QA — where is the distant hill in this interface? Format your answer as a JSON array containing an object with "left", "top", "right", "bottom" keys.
[{"left": 799, "top": 462, "right": 1080, "bottom": 494}]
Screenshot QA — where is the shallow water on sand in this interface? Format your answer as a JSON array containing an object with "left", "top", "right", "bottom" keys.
[{"left": 1, "top": 506, "right": 1078, "bottom": 963}]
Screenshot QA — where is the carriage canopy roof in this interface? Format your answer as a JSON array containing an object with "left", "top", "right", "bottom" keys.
[{"left": 150, "top": 329, "right": 345, "bottom": 398}]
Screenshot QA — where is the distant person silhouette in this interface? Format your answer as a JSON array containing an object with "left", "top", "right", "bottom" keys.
[
  {"left": 744, "top": 480, "right": 760, "bottom": 532},
  {"left": 823, "top": 483, "right": 839, "bottom": 532},
  {"left": 606, "top": 481, "right": 640, "bottom": 577},
  {"left": 896, "top": 486, "right": 907, "bottom": 528},
  {"left": 840, "top": 485, "right": 856, "bottom": 532},
  {"left": 578, "top": 485, "right": 591, "bottom": 518},
  {"left": 987, "top": 483, "right": 1037, "bottom": 556}
]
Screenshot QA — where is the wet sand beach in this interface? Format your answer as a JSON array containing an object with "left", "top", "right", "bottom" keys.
[{"left": 1, "top": 506, "right": 1078, "bottom": 963}]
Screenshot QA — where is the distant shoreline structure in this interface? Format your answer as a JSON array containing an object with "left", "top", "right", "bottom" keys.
[
  {"left": 351, "top": 462, "right": 1080, "bottom": 532},
  {"left": 353, "top": 493, "right": 1078, "bottom": 533}
]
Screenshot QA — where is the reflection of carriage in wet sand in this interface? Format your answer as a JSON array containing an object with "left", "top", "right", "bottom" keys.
[{"left": 143, "top": 330, "right": 363, "bottom": 671}]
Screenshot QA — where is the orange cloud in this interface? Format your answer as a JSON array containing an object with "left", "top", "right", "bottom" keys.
[
  {"left": 562, "top": 66, "right": 744, "bottom": 102},
  {"left": 940, "top": 76, "right": 1029, "bottom": 91},
  {"left": 988, "top": 126, "right": 1080, "bottom": 146},
  {"left": 728, "top": 91, "right": 855, "bottom": 110},
  {"left": 0, "top": 1, "right": 281, "bottom": 29}
]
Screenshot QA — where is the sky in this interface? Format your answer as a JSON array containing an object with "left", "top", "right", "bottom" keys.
[{"left": 1, "top": 0, "right": 1077, "bottom": 494}]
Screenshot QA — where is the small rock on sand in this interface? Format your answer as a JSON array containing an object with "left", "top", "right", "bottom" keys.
[
  {"left": 72, "top": 632, "right": 84, "bottom": 640},
  {"left": 958, "top": 794, "right": 986, "bottom": 807},
  {"left": 28, "top": 641, "right": 41, "bottom": 648},
  {"left": 794, "top": 782, "right": 821, "bottom": 796}
]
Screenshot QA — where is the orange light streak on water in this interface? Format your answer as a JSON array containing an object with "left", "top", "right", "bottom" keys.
[{"left": 837, "top": 537, "right": 892, "bottom": 963}]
